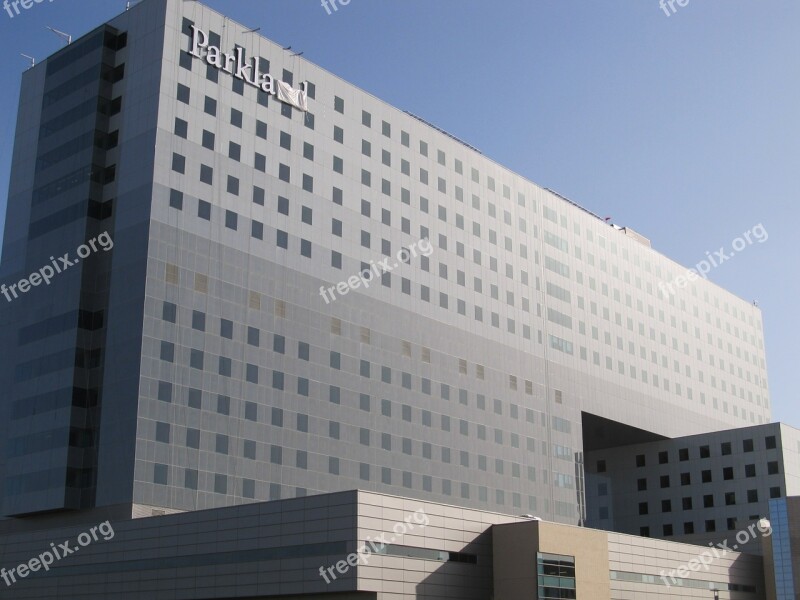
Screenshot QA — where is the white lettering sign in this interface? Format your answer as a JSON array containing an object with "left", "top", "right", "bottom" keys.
[{"left": 188, "top": 26, "right": 308, "bottom": 112}]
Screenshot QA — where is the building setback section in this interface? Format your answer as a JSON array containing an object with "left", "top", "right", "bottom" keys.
[{"left": 585, "top": 421, "right": 800, "bottom": 554}]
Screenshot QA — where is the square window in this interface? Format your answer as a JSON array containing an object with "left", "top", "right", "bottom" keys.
[
  {"left": 228, "top": 141, "right": 241, "bottom": 161},
  {"left": 162, "top": 301, "right": 177, "bottom": 323},
  {"left": 169, "top": 189, "right": 183, "bottom": 209},
  {"left": 187, "top": 389, "right": 201, "bottom": 409},
  {"left": 200, "top": 164, "right": 213, "bottom": 184},
  {"left": 177, "top": 83, "right": 190, "bottom": 104},
  {"left": 185, "top": 428, "right": 200, "bottom": 449},
  {"left": 276, "top": 230, "right": 288, "bottom": 249},
  {"left": 721, "top": 442, "right": 732, "bottom": 455},
  {"left": 218, "top": 357, "right": 232, "bottom": 377},
  {"left": 157, "top": 381, "right": 172, "bottom": 402},
  {"left": 699, "top": 445, "right": 711, "bottom": 458},
  {"left": 184, "top": 469, "right": 198, "bottom": 489},
  {"left": 243, "top": 363, "right": 257, "bottom": 384},
  {"left": 766, "top": 435, "right": 777, "bottom": 449},
  {"left": 174, "top": 118, "right": 188, "bottom": 139},
  {"left": 743, "top": 438, "right": 754, "bottom": 452},
  {"left": 199, "top": 130, "right": 214, "bottom": 151},
  {"left": 215, "top": 434, "right": 229, "bottom": 454},
  {"left": 637, "top": 478, "right": 647, "bottom": 491},
  {"left": 198, "top": 199, "right": 211, "bottom": 220},
  {"left": 191, "top": 310, "right": 206, "bottom": 331},
  {"left": 334, "top": 96, "right": 344, "bottom": 113},
  {"left": 154, "top": 464, "right": 168, "bottom": 485},
  {"left": 204, "top": 96, "right": 217, "bottom": 116},
  {"left": 155, "top": 422, "right": 170, "bottom": 443},
  {"left": 171, "top": 153, "right": 185, "bottom": 174},
  {"left": 272, "top": 371, "right": 284, "bottom": 390},
  {"left": 220, "top": 318, "right": 233, "bottom": 339},
  {"left": 160, "top": 341, "right": 174, "bottom": 362},
  {"left": 297, "top": 413, "right": 308, "bottom": 432},
  {"left": 253, "top": 186, "right": 265, "bottom": 205},
  {"left": 230, "top": 108, "right": 243, "bottom": 127},
  {"left": 225, "top": 209, "right": 237, "bottom": 228},
  {"left": 635, "top": 454, "right": 646, "bottom": 467},
  {"left": 659, "top": 451, "right": 668, "bottom": 464}
]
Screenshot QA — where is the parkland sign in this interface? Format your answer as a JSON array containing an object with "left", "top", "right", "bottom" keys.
[{"left": 188, "top": 26, "right": 308, "bottom": 112}]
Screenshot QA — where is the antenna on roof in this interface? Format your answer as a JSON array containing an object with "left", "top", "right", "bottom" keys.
[
  {"left": 20, "top": 54, "right": 35, "bottom": 68},
  {"left": 46, "top": 26, "right": 72, "bottom": 45}
]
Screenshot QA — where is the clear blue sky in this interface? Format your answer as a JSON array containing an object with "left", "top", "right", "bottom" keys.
[{"left": 0, "top": 0, "right": 797, "bottom": 425}]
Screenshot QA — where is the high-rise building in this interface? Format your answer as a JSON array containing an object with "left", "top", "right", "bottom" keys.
[{"left": 0, "top": 0, "right": 770, "bottom": 525}]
